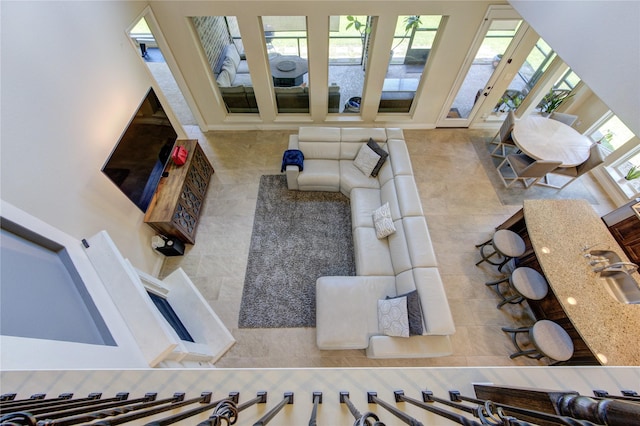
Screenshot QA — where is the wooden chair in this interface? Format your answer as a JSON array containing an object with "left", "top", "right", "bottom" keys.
[{"left": 497, "top": 154, "right": 562, "bottom": 188}]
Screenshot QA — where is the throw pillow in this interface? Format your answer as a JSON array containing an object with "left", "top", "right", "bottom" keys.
[
  {"left": 353, "top": 143, "right": 381, "bottom": 177},
  {"left": 386, "top": 290, "right": 423, "bottom": 335},
  {"left": 367, "top": 138, "right": 389, "bottom": 178},
  {"left": 372, "top": 202, "right": 396, "bottom": 239},
  {"left": 377, "top": 297, "right": 409, "bottom": 337}
]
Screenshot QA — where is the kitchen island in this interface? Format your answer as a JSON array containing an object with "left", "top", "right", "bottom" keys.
[{"left": 499, "top": 199, "right": 640, "bottom": 366}]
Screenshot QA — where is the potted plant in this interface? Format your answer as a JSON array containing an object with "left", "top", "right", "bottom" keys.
[
  {"left": 625, "top": 165, "right": 640, "bottom": 181},
  {"left": 538, "top": 88, "right": 574, "bottom": 116}
]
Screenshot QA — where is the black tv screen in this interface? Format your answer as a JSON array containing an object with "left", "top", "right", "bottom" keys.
[{"left": 102, "top": 88, "right": 177, "bottom": 212}]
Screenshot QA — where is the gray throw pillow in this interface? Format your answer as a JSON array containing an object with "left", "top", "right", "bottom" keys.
[
  {"left": 386, "top": 290, "right": 423, "bottom": 335},
  {"left": 367, "top": 138, "right": 389, "bottom": 177}
]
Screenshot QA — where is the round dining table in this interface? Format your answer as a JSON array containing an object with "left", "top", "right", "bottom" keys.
[{"left": 511, "top": 115, "right": 592, "bottom": 167}]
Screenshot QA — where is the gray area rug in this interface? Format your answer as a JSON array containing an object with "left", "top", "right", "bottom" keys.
[
  {"left": 239, "top": 175, "right": 355, "bottom": 328},
  {"left": 471, "top": 136, "right": 599, "bottom": 206}
]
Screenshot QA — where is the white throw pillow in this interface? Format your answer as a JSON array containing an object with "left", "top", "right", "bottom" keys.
[
  {"left": 353, "top": 143, "right": 381, "bottom": 177},
  {"left": 372, "top": 202, "right": 396, "bottom": 239},
  {"left": 377, "top": 297, "right": 409, "bottom": 337}
]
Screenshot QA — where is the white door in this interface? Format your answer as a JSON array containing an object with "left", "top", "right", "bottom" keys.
[{"left": 438, "top": 6, "right": 526, "bottom": 127}]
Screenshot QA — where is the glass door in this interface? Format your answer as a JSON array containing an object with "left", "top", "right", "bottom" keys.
[{"left": 438, "top": 7, "right": 524, "bottom": 127}]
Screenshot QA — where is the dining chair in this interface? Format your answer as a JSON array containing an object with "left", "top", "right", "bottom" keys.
[
  {"left": 537, "top": 143, "right": 606, "bottom": 189},
  {"left": 550, "top": 112, "right": 579, "bottom": 127},
  {"left": 497, "top": 153, "right": 562, "bottom": 188},
  {"left": 490, "top": 110, "right": 517, "bottom": 158}
]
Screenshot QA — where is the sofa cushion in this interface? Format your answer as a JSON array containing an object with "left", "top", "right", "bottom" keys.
[
  {"left": 353, "top": 143, "right": 381, "bottom": 177},
  {"left": 386, "top": 290, "right": 423, "bottom": 335},
  {"left": 297, "top": 159, "right": 340, "bottom": 192},
  {"left": 387, "top": 138, "right": 414, "bottom": 176},
  {"left": 221, "top": 56, "right": 237, "bottom": 83},
  {"left": 226, "top": 43, "right": 242, "bottom": 68},
  {"left": 376, "top": 158, "right": 394, "bottom": 186},
  {"left": 395, "top": 175, "right": 424, "bottom": 217},
  {"left": 377, "top": 297, "right": 409, "bottom": 337},
  {"left": 340, "top": 160, "right": 380, "bottom": 197},
  {"left": 350, "top": 188, "right": 381, "bottom": 229},
  {"left": 316, "top": 275, "right": 396, "bottom": 349},
  {"left": 403, "top": 217, "right": 438, "bottom": 268},
  {"left": 412, "top": 268, "right": 455, "bottom": 335},
  {"left": 353, "top": 227, "right": 394, "bottom": 276},
  {"left": 387, "top": 219, "right": 413, "bottom": 275},
  {"left": 379, "top": 179, "right": 401, "bottom": 220},
  {"left": 372, "top": 203, "right": 396, "bottom": 239},
  {"left": 298, "top": 141, "right": 341, "bottom": 160},
  {"left": 341, "top": 127, "right": 388, "bottom": 143},
  {"left": 299, "top": 127, "right": 341, "bottom": 142},
  {"left": 216, "top": 69, "right": 233, "bottom": 87}
]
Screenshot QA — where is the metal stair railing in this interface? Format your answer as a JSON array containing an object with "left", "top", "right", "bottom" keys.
[{"left": 1, "top": 386, "right": 638, "bottom": 425}]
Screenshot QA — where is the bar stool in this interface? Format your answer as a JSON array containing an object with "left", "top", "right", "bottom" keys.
[
  {"left": 485, "top": 267, "right": 549, "bottom": 309},
  {"left": 502, "top": 320, "right": 574, "bottom": 363},
  {"left": 475, "top": 229, "right": 526, "bottom": 272}
]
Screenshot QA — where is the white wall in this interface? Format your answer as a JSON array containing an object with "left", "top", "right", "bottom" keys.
[
  {"left": 510, "top": 0, "right": 640, "bottom": 138},
  {"left": 0, "top": 1, "right": 172, "bottom": 274}
]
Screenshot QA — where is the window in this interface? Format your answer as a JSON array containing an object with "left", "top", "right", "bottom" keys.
[
  {"left": 329, "top": 15, "right": 374, "bottom": 114},
  {"left": 261, "top": 16, "right": 310, "bottom": 113},
  {"left": 192, "top": 16, "right": 258, "bottom": 114},
  {"left": 378, "top": 15, "right": 443, "bottom": 113}
]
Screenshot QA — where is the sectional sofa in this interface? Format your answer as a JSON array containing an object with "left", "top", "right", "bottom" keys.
[{"left": 285, "top": 127, "right": 455, "bottom": 359}]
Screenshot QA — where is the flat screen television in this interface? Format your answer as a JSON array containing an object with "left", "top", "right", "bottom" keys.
[{"left": 102, "top": 88, "right": 177, "bottom": 212}]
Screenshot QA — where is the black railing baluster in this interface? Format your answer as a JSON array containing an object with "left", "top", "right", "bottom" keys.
[
  {"left": 368, "top": 391, "right": 422, "bottom": 426},
  {"left": 308, "top": 392, "right": 322, "bottom": 426},
  {"left": 0, "top": 395, "right": 17, "bottom": 402},
  {"left": 340, "top": 391, "right": 385, "bottom": 426},
  {"left": 197, "top": 393, "right": 240, "bottom": 426},
  {"left": 144, "top": 392, "right": 241, "bottom": 426},
  {"left": 91, "top": 393, "right": 196, "bottom": 425},
  {"left": 593, "top": 390, "right": 640, "bottom": 403},
  {"left": 0, "top": 394, "right": 105, "bottom": 416},
  {"left": 393, "top": 390, "right": 481, "bottom": 426},
  {"left": 252, "top": 392, "right": 293, "bottom": 426}
]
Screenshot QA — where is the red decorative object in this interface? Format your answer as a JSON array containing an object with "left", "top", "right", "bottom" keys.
[{"left": 172, "top": 145, "right": 188, "bottom": 166}]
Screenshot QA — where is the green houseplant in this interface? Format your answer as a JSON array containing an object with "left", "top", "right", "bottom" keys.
[
  {"left": 625, "top": 165, "right": 640, "bottom": 181},
  {"left": 538, "top": 88, "right": 574, "bottom": 115}
]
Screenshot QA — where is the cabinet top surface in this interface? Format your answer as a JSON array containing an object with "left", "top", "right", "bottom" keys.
[{"left": 523, "top": 199, "right": 640, "bottom": 366}]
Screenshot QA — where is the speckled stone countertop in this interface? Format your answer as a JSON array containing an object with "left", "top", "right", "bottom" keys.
[{"left": 524, "top": 199, "right": 640, "bottom": 366}]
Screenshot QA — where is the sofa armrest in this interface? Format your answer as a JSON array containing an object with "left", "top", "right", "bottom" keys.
[
  {"left": 286, "top": 165, "right": 299, "bottom": 190},
  {"left": 366, "top": 335, "right": 453, "bottom": 359}
]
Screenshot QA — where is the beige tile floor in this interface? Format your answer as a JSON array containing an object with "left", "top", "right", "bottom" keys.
[{"left": 160, "top": 126, "right": 616, "bottom": 368}]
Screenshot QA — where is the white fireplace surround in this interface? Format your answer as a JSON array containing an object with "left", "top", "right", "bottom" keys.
[{"left": 0, "top": 200, "right": 234, "bottom": 370}]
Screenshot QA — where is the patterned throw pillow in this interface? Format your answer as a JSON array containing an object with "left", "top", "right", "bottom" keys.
[
  {"left": 386, "top": 290, "right": 424, "bottom": 335},
  {"left": 377, "top": 297, "right": 409, "bottom": 337},
  {"left": 353, "top": 143, "right": 381, "bottom": 177},
  {"left": 372, "top": 202, "right": 396, "bottom": 239}
]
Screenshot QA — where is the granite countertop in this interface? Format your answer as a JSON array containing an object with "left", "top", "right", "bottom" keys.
[{"left": 524, "top": 199, "right": 640, "bottom": 366}]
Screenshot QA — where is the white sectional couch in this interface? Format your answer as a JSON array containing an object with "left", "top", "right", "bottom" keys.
[{"left": 285, "top": 127, "right": 455, "bottom": 359}]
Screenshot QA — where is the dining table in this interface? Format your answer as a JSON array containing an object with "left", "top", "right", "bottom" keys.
[{"left": 511, "top": 115, "right": 592, "bottom": 167}]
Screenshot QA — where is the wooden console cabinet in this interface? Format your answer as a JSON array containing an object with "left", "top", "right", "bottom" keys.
[{"left": 144, "top": 139, "right": 214, "bottom": 244}]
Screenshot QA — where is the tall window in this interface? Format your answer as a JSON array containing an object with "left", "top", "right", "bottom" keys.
[
  {"left": 329, "top": 15, "right": 373, "bottom": 114},
  {"left": 192, "top": 16, "right": 258, "bottom": 114},
  {"left": 261, "top": 16, "right": 310, "bottom": 113},
  {"left": 595, "top": 113, "right": 639, "bottom": 196},
  {"left": 378, "top": 15, "right": 443, "bottom": 113}
]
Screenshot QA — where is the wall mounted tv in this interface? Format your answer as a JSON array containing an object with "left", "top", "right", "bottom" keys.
[{"left": 102, "top": 88, "right": 177, "bottom": 212}]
